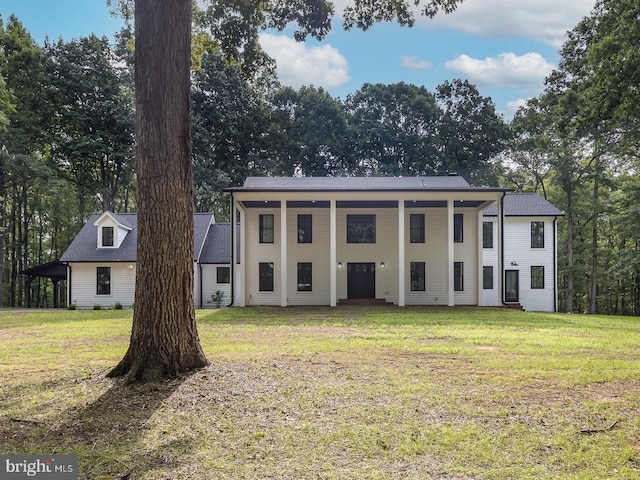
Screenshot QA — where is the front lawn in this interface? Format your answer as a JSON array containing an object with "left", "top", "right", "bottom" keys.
[{"left": 0, "top": 306, "right": 638, "bottom": 479}]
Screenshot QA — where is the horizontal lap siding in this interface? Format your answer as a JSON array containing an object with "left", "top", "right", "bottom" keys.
[
  {"left": 244, "top": 208, "right": 281, "bottom": 305},
  {"left": 504, "top": 217, "right": 556, "bottom": 311},
  {"left": 286, "top": 209, "right": 331, "bottom": 305},
  {"left": 69, "top": 263, "right": 135, "bottom": 309},
  {"left": 336, "top": 209, "right": 398, "bottom": 303},
  {"left": 200, "top": 264, "right": 232, "bottom": 308},
  {"left": 405, "top": 208, "right": 448, "bottom": 305}
]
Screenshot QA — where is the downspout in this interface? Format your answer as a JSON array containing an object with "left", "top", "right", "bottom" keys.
[
  {"left": 500, "top": 192, "right": 508, "bottom": 306},
  {"left": 67, "top": 263, "right": 72, "bottom": 308},
  {"left": 199, "top": 263, "right": 203, "bottom": 309},
  {"left": 553, "top": 216, "right": 558, "bottom": 312},
  {"left": 228, "top": 191, "right": 235, "bottom": 307}
]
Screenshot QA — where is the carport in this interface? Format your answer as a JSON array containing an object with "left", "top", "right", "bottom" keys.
[{"left": 21, "top": 261, "right": 67, "bottom": 308}]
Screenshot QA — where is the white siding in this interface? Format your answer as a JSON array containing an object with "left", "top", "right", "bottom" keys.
[
  {"left": 453, "top": 209, "right": 478, "bottom": 305},
  {"left": 482, "top": 220, "right": 501, "bottom": 307},
  {"left": 69, "top": 263, "right": 135, "bottom": 309},
  {"left": 200, "top": 264, "right": 232, "bottom": 308},
  {"left": 503, "top": 216, "right": 556, "bottom": 312}
]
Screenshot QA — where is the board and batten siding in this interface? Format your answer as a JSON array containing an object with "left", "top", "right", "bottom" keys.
[
  {"left": 453, "top": 209, "right": 479, "bottom": 305},
  {"left": 482, "top": 219, "right": 501, "bottom": 307},
  {"left": 69, "top": 263, "right": 136, "bottom": 309},
  {"left": 503, "top": 216, "right": 556, "bottom": 312}
]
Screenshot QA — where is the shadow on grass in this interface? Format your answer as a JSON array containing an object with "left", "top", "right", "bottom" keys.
[{"left": 52, "top": 373, "right": 199, "bottom": 479}]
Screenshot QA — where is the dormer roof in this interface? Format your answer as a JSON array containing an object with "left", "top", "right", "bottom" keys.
[{"left": 93, "top": 211, "right": 133, "bottom": 230}]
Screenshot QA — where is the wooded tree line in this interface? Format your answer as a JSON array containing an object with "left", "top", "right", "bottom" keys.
[{"left": 1, "top": 0, "right": 638, "bottom": 315}]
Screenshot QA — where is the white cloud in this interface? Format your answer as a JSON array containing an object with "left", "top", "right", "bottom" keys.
[
  {"left": 331, "top": 0, "right": 593, "bottom": 48},
  {"left": 506, "top": 98, "right": 529, "bottom": 119},
  {"left": 259, "top": 33, "right": 350, "bottom": 90},
  {"left": 400, "top": 55, "right": 431, "bottom": 71},
  {"left": 445, "top": 52, "right": 555, "bottom": 91}
]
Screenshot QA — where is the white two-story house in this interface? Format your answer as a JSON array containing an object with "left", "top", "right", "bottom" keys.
[
  {"left": 224, "top": 176, "right": 564, "bottom": 310},
  {"left": 59, "top": 176, "right": 563, "bottom": 311}
]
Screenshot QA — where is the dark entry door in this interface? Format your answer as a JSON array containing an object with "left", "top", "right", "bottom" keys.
[
  {"left": 347, "top": 262, "right": 376, "bottom": 299},
  {"left": 505, "top": 270, "right": 519, "bottom": 303}
]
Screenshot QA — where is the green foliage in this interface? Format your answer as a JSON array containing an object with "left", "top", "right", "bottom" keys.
[
  {"left": 93, "top": 304, "right": 103, "bottom": 310},
  {"left": 113, "top": 302, "right": 123, "bottom": 310},
  {"left": 211, "top": 290, "right": 224, "bottom": 308},
  {"left": 68, "top": 303, "right": 77, "bottom": 310}
]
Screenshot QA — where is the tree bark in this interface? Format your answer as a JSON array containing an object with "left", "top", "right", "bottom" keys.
[{"left": 108, "top": 0, "right": 208, "bottom": 382}]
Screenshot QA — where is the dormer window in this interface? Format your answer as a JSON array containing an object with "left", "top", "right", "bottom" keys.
[{"left": 102, "top": 226, "right": 114, "bottom": 247}]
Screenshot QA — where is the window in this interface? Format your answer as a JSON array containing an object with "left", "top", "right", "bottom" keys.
[
  {"left": 347, "top": 214, "right": 376, "bottom": 243},
  {"left": 216, "top": 266, "right": 230, "bottom": 284},
  {"left": 454, "top": 262, "right": 464, "bottom": 291},
  {"left": 454, "top": 214, "right": 463, "bottom": 243},
  {"left": 259, "top": 262, "right": 274, "bottom": 291},
  {"left": 410, "top": 262, "right": 426, "bottom": 291},
  {"left": 97, "top": 267, "right": 111, "bottom": 295},
  {"left": 297, "top": 262, "right": 312, "bottom": 291},
  {"left": 483, "top": 222, "right": 493, "bottom": 249},
  {"left": 297, "top": 214, "right": 312, "bottom": 243},
  {"left": 410, "top": 214, "right": 425, "bottom": 243},
  {"left": 531, "top": 266, "right": 545, "bottom": 289},
  {"left": 483, "top": 266, "right": 494, "bottom": 289},
  {"left": 531, "top": 221, "right": 544, "bottom": 248},
  {"left": 102, "top": 226, "right": 114, "bottom": 247},
  {"left": 259, "top": 214, "right": 274, "bottom": 243}
]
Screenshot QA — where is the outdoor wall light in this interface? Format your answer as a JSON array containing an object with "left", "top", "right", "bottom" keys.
[
  {"left": 380, "top": 262, "right": 385, "bottom": 269},
  {"left": 510, "top": 261, "right": 519, "bottom": 266},
  {"left": 337, "top": 262, "right": 343, "bottom": 270}
]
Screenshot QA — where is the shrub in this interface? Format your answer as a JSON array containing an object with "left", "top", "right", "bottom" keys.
[
  {"left": 68, "top": 304, "right": 77, "bottom": 310},
  {"left": 212, "top": 290, "right": 224, "bottom": 308},
  {"left": 113, "top": 302, "right": 123, "bottom": 310},
  {"left": 93, "top": 304, "right": 103, "bottom": 310}
]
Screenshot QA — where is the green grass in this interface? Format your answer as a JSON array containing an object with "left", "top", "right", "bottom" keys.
[{"left": 1, "top": 306, "right": 639, "bottom": 479}]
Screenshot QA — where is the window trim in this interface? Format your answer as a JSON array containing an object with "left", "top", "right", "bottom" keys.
[
  {"left": 531, "top": 221, "right": 545, "bottom": 249},
  {"left": 346, "top": 214, "right": 376, "bottom": 244},
  {"left": 454, "top": 262, "right": 464, "bottom": 292},
  {"left": 258, "top": 262, "right": 274, "bottom": 292},
  {"left": 297, "top": 262, "right": 313, "bottom": 292},
  {"left": 410, "top": 214, "right": 425, "bottom": 244},
  {"left": 410, "top": 261, "right": 426, "bottom": 291},
  {"left": 297, "top": 214, "right": 312, "bottom": 244},
  {"left": 482, "top": 222, "right": 493, "bottom": 249},
  {"left": 259, "top": 214, "right": 274, "bottom": 244},
  {"left": 102, "top": 226, "right": 114, "bottom": 248},
  {"left": 483, "top": 265, "right": 494, "bottom": 290},
  {"left": 454, "top": 214, "right": 463, "bottom": 243},
  {"left": 216, "top": 266, "right": 231, "bottom": 284},
  {"left": 531, "top": 265, "right": 545, "bottom": 289},
  {"left": 96, "top": 266, "right": 111, "bottom": 295}
]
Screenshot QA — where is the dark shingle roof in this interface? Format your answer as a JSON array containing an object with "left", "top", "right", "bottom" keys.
[
  {"left": 61, "top": 213, "right": 214, "bottom": 262},
  {"left": 200, "top": 223, "right": 231, "bottom": 264},
  {"left": 226, "top": 176, "right": 508, "bottom": 192},
  {"left": 484, "top": 193, "right": 564, "bottom": 217}
]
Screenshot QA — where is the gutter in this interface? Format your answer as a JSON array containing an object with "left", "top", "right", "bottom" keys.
[
  {"left": 199, "top": 263, "right": 203, "bottom": 309},
  {"left": 228, "top": 191, "right": 235, "bottom": 307},
  {"left": 553, "top": 216, "right": 558, "bottom": 312},
  {"left": 67, "top": 263, "right": 72, "bottom": 308},
  {"left": 499, "top": 192, "right": 508, "bottom": 306}
]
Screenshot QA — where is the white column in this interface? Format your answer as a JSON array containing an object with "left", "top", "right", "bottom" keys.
[
  {"left": 447, "top": 198, "right": 455, "bottom": 306},
  {"left": 477, "top": 209, "right": 484, "bottom": 306},
  {"left": 280, "top": 201, "right": 287, "bottom": 307},
  {"left": 330, "top": 199, "right": 337, "bottom": 306},
  {"left": 497, "top": 197, "right": 504, "bottom": 305},
  {"left": 236, "top": 200, "right": 247, "bottom": 307},
  {"left": 398, "top": 200, "right": 405, "bottom": 306}
]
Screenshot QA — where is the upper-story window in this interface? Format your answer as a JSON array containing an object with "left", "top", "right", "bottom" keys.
[
  {"left": 298, "top": 214, "right": 312, "bottom": 243},
  {"left": 259, "top": 214, "right": 274, "bottom": 244},
  {"left": 531, "top": 221, "right": 544, "bottom": 248},
  {"left": 483, "top": 222, "right": 493, "bottom": 248},
  {"left": 454, "top": 214, "right": 463, "bottom": 243},
  {"left": 410, "top": 214, "right": 425, "bottom": 243},
  {"left": 347, "top": 214, "right": 376, "bottom": 243},
  {"left": 102, "top": 226, "right": 114, "bottom": 247}
]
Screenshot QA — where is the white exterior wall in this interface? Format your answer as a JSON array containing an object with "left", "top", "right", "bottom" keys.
[
  {"left": 454, "top": 208, "right": 479, "bottom": 305},
  {"left": 503, "top": 216, "right": 556, "bottom": 312},
  {"left": 244, "top": 208, "right": 282, "bottom": 305},
  {"left": 482, "top": 219, "right": 501, "bottom": 307},
  {"left": 69, "top": 263, "right": 136, "bottom": 309},
  {"left": 286, "top": 209, "right": 331, "bottom": 305},
  {"left": 200, "top": 264, "right": 233, "bottom": 308}
]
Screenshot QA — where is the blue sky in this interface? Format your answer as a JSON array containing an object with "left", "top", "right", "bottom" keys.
[{"left": 2, "top": 0, "right": 595, "bottom": 119}]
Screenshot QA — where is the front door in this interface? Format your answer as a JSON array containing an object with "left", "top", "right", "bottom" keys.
[
  {"left": 347, "top": 262, "right": 376, "bottom": 299},
  {"left": 505, "top": 270, "right": 520, "bottom": 303}
]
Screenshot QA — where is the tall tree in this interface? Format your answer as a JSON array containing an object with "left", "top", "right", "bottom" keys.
[{"left": 109, "top": 0, "right": 465, "bottom": 382}]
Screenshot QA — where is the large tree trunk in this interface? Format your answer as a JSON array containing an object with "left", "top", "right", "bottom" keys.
[{"left": 108, "top": 0, "right": 208, "bottom": 382}]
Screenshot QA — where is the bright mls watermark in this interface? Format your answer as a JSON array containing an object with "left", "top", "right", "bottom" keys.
[{"left": 1, "top": 455, "right": 77, "bottom": 479}]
